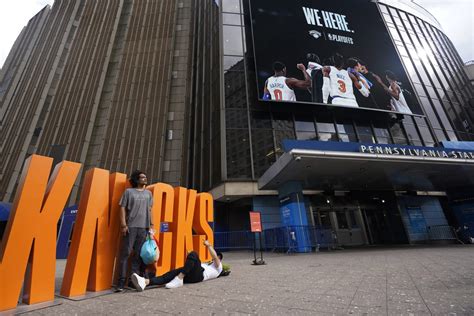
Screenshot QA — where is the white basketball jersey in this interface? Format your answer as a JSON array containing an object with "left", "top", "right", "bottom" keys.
[
  {"left": 306, "top": 62, "right": 323, "bottom": 77},
  {"left": 328, "top": 66, "right": 355, "bottom": 100},
  {"left": 390, "top": 84, "right": 412, "bottom": 114},
  {"left": 266, "top": 76, "right": 296, "bottom": 101}
]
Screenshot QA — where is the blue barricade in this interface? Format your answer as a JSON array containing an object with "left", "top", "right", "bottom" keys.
[{"left": 215, "top": 225, "right": 335, "bottom": 253}]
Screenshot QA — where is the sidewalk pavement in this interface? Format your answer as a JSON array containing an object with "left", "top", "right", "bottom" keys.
[{"left": 23, "top": 245, "right": 474, "bottom": 315}]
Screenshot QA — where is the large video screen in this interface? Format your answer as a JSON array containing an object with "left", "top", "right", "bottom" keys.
[{"left": 249, "top": 0, "right": 423, "bottom": 115}]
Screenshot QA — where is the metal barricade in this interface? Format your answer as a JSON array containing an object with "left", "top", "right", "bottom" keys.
[
  {"left": 214, "top": 230, "right": 254, "bottom": 250},
  {"left": 427, "top": 225, "right": 456, "bottom": 241},
  {"left": 214, "top": 225, "right": 336, "bottom": 253}
]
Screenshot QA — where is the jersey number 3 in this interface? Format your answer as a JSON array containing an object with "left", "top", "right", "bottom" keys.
[
  {"left": 337, "top": 80, "right": 347, "bottom": 93},
  {"left": 273, "top": 89, "right": 282, "bottom": 100}
]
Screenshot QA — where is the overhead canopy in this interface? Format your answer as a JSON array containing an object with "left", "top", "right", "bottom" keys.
[{"left": 258, "top": 147, "right": 474, "bottom": 192}]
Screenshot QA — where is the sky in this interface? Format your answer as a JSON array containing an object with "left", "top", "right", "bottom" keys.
[{"left": 0, "top": 0, "right": 473, "bottom": 68}]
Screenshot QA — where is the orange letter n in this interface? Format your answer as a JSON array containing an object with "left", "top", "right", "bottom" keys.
[{"left": 60, "top": 169, "right": 127, "bottom": 297}]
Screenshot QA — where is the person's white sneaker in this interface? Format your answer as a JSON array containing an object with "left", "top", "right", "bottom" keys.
[
  {"left": 165, "top": 276, "right": 183, "bottom": 289},
  {"left": 131, "top": 273, "right": 146, "bottom": 292}
]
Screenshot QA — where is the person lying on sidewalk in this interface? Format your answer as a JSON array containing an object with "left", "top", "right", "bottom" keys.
[{"left": 131, "top": 239, "right": 223, "bottom": 291}]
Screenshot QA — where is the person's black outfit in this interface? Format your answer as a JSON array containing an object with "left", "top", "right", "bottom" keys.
[
  {"left": 311, "top": 68, "right": 324, "bottom": 103},
  {"left": 148, "top": 251, "right": 204, "bottom": 286}
]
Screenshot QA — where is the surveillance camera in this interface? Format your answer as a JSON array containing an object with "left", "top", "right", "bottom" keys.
[{"left": 295, "top": 156, "right": 302, "bottom": 161}]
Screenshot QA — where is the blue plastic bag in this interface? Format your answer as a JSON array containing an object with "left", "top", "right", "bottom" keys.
[{"left": 140, "top": 234, "right": 158, "bottom": 265}]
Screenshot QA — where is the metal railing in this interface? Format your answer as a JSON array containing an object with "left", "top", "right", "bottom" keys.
[
  {"left": 214, "top": 225, "right": 336, "bottom": 253},
  {"left": 427, "top": 225, "right": 457, "bottom": 241}
]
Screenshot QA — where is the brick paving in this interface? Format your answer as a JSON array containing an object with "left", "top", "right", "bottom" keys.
[{"left": 21, "top": 245, "right": 474, "bottom": 315}]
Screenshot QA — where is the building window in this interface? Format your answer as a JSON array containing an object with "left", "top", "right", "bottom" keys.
[
  {"left": 355, "top": 122, "right": 375, "bottom": 143},
  {"left": 336, "top": 211, "right": 348, "bottom": 229},
  {"left": 222, "top": 0, "right": 241, "bottom": 13},
  {"left": 336, "top": 119, "right": 357, "bottom": 143},
  {"left": 223, "top": 25, "right": 243, "bottom": 55},
  {"left": 295, "top": 114, "right": 317, "bottom": 141}
]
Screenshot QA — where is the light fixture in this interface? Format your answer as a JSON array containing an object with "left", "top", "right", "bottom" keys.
[
  {"left": 382, "top": 199, "right": 385, "bottom": 203},
  {"left": 326, "top": 199, "right": 330, "bottom": 204}
]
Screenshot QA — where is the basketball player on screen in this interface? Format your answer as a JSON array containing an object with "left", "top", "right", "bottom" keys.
[
  {"left": 263, "top": 61, "right": 311, "bottom": 101},
  {"left": 373, "top": 71, "right": 412, "bottom": 114},
  {"left": 321, "top": 53, "right": 369, "bottom": 107}
]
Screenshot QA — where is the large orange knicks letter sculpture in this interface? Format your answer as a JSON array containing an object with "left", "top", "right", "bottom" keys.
[
  {"left": 0, "top": 155, "right": 80, "bottom": 310},
  {"left": 60, "top": 169, "right": 127, "bottom": 297}
]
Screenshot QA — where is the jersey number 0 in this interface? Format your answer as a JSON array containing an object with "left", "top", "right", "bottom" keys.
[{"left": 273, "top": 89, "right": 282, "bottom": 100}]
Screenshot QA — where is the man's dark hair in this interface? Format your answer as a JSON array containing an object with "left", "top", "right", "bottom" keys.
[
  {"left": 322, "top": 57, "right": 334, "bottom": 66},
  {"left": 346, "top": 57, "right": 360, "bottom": 68},
  {"left": 306, "top": 53, "right": 320, "bottom": 64},
  {"left": 217, "top": 252, "right": 223, "bottom": 260},
  {"left": 129, "top": 169, "right": 145, "bottom": 188},
  {"left": 357, "top": 58, "right": 367, "bottom": 66},
  {"left": 333, "top": 53, "right": 345, "bottom": 68},
  {"left": 273, "top": 61, "right": 286, "bottom": 72},
  {"left": 385, "top": 70, "right": 398, "bottom": 81}
]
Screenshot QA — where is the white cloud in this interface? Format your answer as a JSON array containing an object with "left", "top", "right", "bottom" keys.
[
  {"left": 0, "top": 0, "right": 54, "bottom": 68},
  {"left": 415, "top": 0, "right": 473, "bottom": 62}
]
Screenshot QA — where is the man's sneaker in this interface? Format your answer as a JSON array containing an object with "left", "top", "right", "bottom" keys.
[
  {"left": 131, "top": 273, "right": 146, "bottom": 292},
  {"left": 165, "top": 276, "right": 183, "bottom": 289},
  {"left": 115, "top": 278, "right": 125, "bottom": 292}
]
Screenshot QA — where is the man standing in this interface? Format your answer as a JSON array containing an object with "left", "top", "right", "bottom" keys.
[
  {"left": 263, "top": 61, "right": 311, "bottom": 101},
  {"left": 116, "top": 170, "right": 154, "bottom": 292},
  {"left": 306, "top": 53, "right": 324, "bottom": 103},
  {"left": 322, "top": 53, "right": 369, "bottom": 107},
  {"left": 131, "top": 240, "right": 223, "bottom": 291}
]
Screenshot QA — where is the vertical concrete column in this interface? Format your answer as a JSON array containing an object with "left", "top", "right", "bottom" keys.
[{"left": 278, "top": 181, "right": 311, "bottom": 252}]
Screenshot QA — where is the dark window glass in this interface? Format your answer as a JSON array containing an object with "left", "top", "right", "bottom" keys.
[
  {"left": 349, "top": 210, "right": 359, "bottom": 228},
  {"left": 374, "top": 127, "right": 392, "bottom": 144},
  {"left": 418, "top": 96, "right": 441, "bottom": 129},
  {"left": 224, "top": 56, "right": 244, "bottom": 71},
  {"left": 336, "top": 212, "right": 348, "bottom": 229},
  {"left": 316, "top": 113, "right": 337, "bottom": 141},
  {"left": 226, "top": 129, "right": 252, "bottom": 178},
  {"left": 403, "top": 123, "right": 421, "bottom": 145},
  {"left": 251, "top": 111, "right": 272, "bottom": 129},
  {"left": 317, "top": 211, "right": 332, "bottom": 227},
  {"left": 225, "top": 109, "right": 248, "bottom": 128},
  {"left": 414, "top": 116, "right": 428, "bottom": 127},
  {"left": 294, "top": 114, "right": 316, "bottom": 132},
  {"left": 251, "top": 129, "right": 275, "bottom": 177},
  {"left": 336, "top": 118, "right": 357, "bottom": 142},
  {"left": 317, "top": 122, "right": 336, "bottom": 133},
  {"left": 446, "top": 130, "right": 458, "bottom": 141},
  {"left": 272, "top": 112, "right": 294, "bottom": 130},
  {"left": 355, "top": 122, "right": 375, "bottom": 143},
  {"left": 413, "top": 83, "right": 426, "bottom": 97},
  {"left": 389, "top": 121, "right": 408, "bottom": 144},
  {"left": 275, "top": 130, "right": 295, "bottom": 157},
  {"left": 433, "top": 129, "right": 447, "bottom": 142},
  {"left": 224, "top": 71, "right": 246, "bottom": 108},
  {"left": 417, "top": 125, "right": 435, "bottom": 145}
]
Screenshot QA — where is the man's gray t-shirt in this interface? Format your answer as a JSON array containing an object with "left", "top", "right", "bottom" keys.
[{"left": 119, "top": 188, "right": 153, "bottom": 228}]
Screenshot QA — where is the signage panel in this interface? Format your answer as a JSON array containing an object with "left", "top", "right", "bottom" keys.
[
  {"left": 249, "top": 0, "right": 423, "bottom": 115},
  {"left": 249, "top": 211, "right": 263, "bottom": 232}
]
